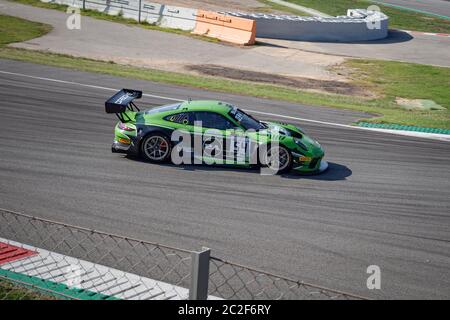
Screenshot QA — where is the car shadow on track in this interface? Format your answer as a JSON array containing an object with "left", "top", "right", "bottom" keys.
[
  {"left": 125, "top": 156, "right": 352, "bottom": 181},
  {"left": 281, "top": 162, "right": 352, "bottom": 181}
]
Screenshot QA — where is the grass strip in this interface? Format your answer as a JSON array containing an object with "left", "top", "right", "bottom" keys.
[{"left": 0, "top": 13, "right": 449, "bottom": 129}]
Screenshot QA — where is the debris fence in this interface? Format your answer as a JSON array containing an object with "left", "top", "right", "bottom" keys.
[{"left": 0, "top": 209, "right": 366, "bottom": 300}]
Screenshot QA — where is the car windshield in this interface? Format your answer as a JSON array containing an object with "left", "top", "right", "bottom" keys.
[
  {"left": 145, "top": 103, "right": 181, "bottom": 115},
  {"left": 228, "top": 107, "right": 266, "bottom": 130}
]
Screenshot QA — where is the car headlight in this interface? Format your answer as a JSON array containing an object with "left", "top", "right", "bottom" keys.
[
  {"left": 313, "top": 140, "right": 321, "bottom": 148},
  {"left": 294, "top": 139, "right": 308, "bottom": 151},
  {"left": 312, "top": 140, "right": 321, "bottom": 148}
]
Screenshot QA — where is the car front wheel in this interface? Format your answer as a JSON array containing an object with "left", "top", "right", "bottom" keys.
[{"left": 261, "top": 145, "right": 293, "bottom": 174}]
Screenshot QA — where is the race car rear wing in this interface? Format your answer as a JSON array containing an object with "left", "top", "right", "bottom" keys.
[{"left": 105, "top": 89, "right": 142, "bottom": 122}]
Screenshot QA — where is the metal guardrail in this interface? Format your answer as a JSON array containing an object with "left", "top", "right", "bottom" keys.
[{"left": 0, "top": 208, "right": 367, "bottom": 300}]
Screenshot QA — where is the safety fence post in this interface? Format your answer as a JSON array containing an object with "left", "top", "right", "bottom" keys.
[
  {"left": 138, "top": 0, "right": 142, "bottom": 23},
  {"left": 189, "top": 247, "right": 210, "bottom": 300}
]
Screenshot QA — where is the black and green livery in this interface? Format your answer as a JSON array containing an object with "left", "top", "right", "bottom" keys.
[{"left": 106, "top": 89, "right": 328, "bottom": 174}]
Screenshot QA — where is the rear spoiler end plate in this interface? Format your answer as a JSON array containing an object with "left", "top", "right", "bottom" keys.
[{"left": 105, "top": 89, "right": 142, "bottom": 114}]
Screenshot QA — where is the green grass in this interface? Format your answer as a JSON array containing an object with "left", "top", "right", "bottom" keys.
[
  {"left": 256, "top": 0, "right": 312, "bottom": 16},
  {"left": 0, "top": 46, "right": 372, "bottom": 110},
  {"left": 9, "top": 0, "right": 220, "bottom": 43},
  {"left": 282, "top": 0, "right": 450, "bottom": 33},
  {"left": 341, "top": 59, "right": 450, "bottom": 128},
  {"left": 2, "top": 46, "right": 449, "bottom": 129},
  {"left": 0, "top": 278, "right": 56, "bottom": 300},
  {"left": 0, "top": 14, "right": 51, "bottom": 45},
  {"left": 346, "top": 60, "right": 450, "bottom": 110},
  {"left": 0, "top": 13, "right": 449, "bottom": 129}
]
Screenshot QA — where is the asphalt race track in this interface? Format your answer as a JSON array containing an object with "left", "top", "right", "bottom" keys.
[
  {"left": 371, "top": 0, "right": 450, "bottom": 19},
  {"left": 0, "top": 60, "right": 449, "bottom": 299}
]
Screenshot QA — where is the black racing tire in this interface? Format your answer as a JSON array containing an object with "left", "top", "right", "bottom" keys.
[
  {"left": 140, "top": 133, "right": 172, "bottom": 163},
  {"left": 261, "top": 144, "right": 293, "bottom": 174}
]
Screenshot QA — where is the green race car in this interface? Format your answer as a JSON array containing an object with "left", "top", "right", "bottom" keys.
[{"left": 106, "top": 89, "right": 328, "bottom": 174}]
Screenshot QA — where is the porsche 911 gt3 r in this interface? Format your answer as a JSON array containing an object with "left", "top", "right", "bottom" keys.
[{"left": 105, "top": 89, "right": 328, "bottom": 174}]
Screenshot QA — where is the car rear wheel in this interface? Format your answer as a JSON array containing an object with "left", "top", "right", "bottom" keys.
[
  {"left": 262, "top": 145, "right": 293, "bottom": 174},
  {"left": 141, "top": 133, "right": 172, "bottom": 163}
]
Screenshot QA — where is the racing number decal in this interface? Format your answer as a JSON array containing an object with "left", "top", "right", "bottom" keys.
[
  {"left": 229, "top": 135, "right": 248, "bottom": 164},
  {"left": 202, "top": 135, "right": 248, "bottom": 164}
]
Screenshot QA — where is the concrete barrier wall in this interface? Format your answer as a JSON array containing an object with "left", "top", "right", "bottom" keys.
[
  {"left": 138, "top": 2, "right": 198, "bottom": 30},
  {"left": 221, "top": 9, "right": 389, "bottom": 42},
  {"left": 45, "top": 0, "right": 198, "bottom": 31},
  {"left": 140, "top": 1, "right": 162, "bottom": 24},
  {"left": 53, "top": 0, "right": 83, "bottom": 6},
  {"left": 42, "top": 1, "right": 388, "bottom": 42},
  {"left": 160, "top": 5, "right": 197, "bottom": 30},
  {"left": 51, "top": 0, "right": 140, "bottom": 19},
  {"left": 192, "top": 10, "right": 256, "bottom": 45}
]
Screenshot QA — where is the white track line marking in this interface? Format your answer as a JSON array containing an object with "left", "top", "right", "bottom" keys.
[
  {"left": 0, "top": 70, "right": 182, "bottom": 102},
  {"left": 245, "top": 110, "right": 450, "bottom": 142},
  {"left": 1, "top": 70, "right": 449, "bottom": 142}
]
